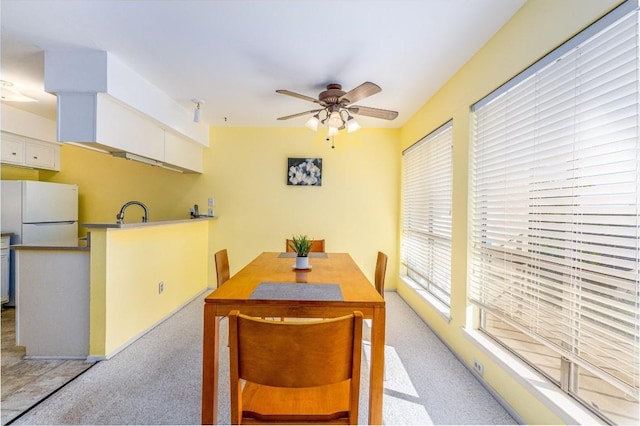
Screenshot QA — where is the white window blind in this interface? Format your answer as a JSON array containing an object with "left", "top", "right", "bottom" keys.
[
  {"left": 402, "top": 121, "right": 453, "bottom": 307},
  {"left": 470, "top": 5, "right": 640, "bottom": 398}
]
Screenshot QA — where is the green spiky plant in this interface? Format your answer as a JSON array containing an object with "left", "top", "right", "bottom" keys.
[{"left": 289, "top": 234, "right": 313, "bottom": 257}]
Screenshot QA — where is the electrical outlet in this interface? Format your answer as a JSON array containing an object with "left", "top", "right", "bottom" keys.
[
  {"left": 208, "top": 197, "right": 214, "bottom": 207},
  {"left": 473, "top": 358, "right": 484, "bottom": 376},
  {"left": 158, "top": 281, "right": 164, "bottom": 294}
]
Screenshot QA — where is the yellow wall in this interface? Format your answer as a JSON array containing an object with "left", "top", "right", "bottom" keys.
[
  {"left": 2, "top": 144, "right": 203, "bottom": 232},
  {"left": 1, "top": 0, "right": 625, "bottom": 420},
  {"left": 89, "top": 221, "right": 209, "bottom": 358},
  {"left": 204, "top": 127, "right": 400, "bottom": 282},
  {"left": 1, "top": 165, "right": 39, "bottom": 181},
  {"left": 3, "top": 119, "right": 399, "bottom": 361},
  {"left": 3, "top": 119, "right": 400, "bottom": 287},
  {"left": 46, "top": 144, "right": 204, "bottom": 227},
  {"left": 397, "top": 0, "right": 622, "bottom": 424}
]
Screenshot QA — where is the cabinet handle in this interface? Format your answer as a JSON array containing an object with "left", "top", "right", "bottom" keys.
[
  {"left": 33, "top": 156, "right": 38, "bottom": 159},
  {"left": 12, "top": 152, "right": 17, "bottom": 155}
]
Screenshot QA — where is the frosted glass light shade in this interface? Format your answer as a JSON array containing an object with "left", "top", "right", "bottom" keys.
[
  {"left": 305, "top": 115, "right": 319, "bottom": 131},
  {"left": 346, "top": 117, "right": 360, "bottom": 133},
  {"left": 327, "top": 110, "right": 343, "bottom": 128}
]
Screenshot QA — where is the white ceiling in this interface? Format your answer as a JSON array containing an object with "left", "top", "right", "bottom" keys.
[{"left": 1, "top": 0, "right": 525, "bottom": 129}]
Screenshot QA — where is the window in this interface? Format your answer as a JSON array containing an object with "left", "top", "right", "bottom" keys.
[
  {"left": 470, "top": 2, "right": 639, "bottom": 424},
  {"left": 401, "top": 121, "right": 453, "bottom": 309}
]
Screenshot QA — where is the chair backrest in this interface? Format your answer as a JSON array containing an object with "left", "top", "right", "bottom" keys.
[
  {"left": 214, "top": 249, "right": 230, "bottom": 287},
  {"left": 229, "top": 311, "right": 363, "bottom": 423},
  {"left": 285, "top": 238, "right": 325, "bottom": 253},
  {"left": 374, "top": 251, "right": 387, "bottom": 296}
]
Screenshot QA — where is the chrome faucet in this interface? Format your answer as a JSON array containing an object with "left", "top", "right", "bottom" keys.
[{"left": 116, "top": 201, "right": 149, "bottom": 224}]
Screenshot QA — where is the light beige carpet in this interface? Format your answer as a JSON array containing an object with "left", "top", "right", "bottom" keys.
[{"left": 11, "top": 291, "right": 516, "bottom": 425}]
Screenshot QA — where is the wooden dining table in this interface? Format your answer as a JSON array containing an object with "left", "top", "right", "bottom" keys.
[{"left": 201, "top": 251, "right": 386, "bottom": 425}]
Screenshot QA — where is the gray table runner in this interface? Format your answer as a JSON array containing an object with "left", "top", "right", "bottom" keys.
[
  {"left": 278, "top": 252, "right": 328, "bottom": 258},
  {"left": 249, "top": 282, "right": 343, "bottom": 301}
]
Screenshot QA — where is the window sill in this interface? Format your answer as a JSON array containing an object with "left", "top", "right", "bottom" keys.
[
  {"left": 398, "top": 275, "right": 451, "bottom": 322},
  {"left": 462, "top": 328, "right": 604, "bottom": 425}
]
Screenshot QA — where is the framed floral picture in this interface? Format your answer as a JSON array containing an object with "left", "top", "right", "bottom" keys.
[{"left": 287, "top": 157, "right": 322, "bottom": 186}]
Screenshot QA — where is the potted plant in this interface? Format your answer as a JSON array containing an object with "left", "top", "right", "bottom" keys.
[{"left": 289, "top": 234, "right": 313, "bottom": 269}]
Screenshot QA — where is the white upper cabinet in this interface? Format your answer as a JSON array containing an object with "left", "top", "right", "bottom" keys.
[
  {"left": 55, "top": 93, "right": 203, "bottom": 173},
  {"left": 24, "top": 139, "right": 59, "bottom": 170},
  {"left": 164, "top": 131, "right": 203, "bottom": 173},
  {"left": 46, "top": 51, "right": 206, "bottom": 173},
  {"left": 1, "top": 132, "right": 25, "bottom": 165},
  {"left": 95, "top": 95, "right": 165, "bottom": 160},
  {"left": 1, "top": 132, "right": 60, "bottom": 171}
]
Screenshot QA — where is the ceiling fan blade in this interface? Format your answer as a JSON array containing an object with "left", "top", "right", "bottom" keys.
[
  {"left": 277, "top": 109, "right": 322, "bottom": 120},
  {"left": 276, "top": 89, "right": 321, "bottom": 104},
  {"left": 349, "top": 105, "right": 398, "bottom": 120},
  {"left": 339, "top": 82, "right": 381, "bottom": 105}
]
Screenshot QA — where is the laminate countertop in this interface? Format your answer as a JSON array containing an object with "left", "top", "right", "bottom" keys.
[
  {"left": 11, "top": 243, "right": 89, "bottom": 251},
  {"left": 83, "top": 216, "right": 215, "bottom": 229}
]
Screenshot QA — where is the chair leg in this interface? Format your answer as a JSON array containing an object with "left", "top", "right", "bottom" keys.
[{"left": 364, "top": 319, "right": 387, "bottom": 381}]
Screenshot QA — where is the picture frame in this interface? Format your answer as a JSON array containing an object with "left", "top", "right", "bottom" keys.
[{"left": 287, "top": 157, "right": 322, "bottom": 186}]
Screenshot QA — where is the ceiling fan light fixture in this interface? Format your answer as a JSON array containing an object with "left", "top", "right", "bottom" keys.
[
  {"left": 346, "top": 116, "right": 360, "bottom": 133},
  {"left": 305, "top": 113, "right": 320, "bottom": 131},
  {"left": 275, "top": 82, "right": 397, "bottom": 135},
  {"left": 327, "top": 110, "right": 343, "bottom": 128}
]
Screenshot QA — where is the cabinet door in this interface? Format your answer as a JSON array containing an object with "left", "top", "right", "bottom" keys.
[
  {"left": 96, "top": 95, "right": 164, "bottom": 160},
  {"left": 1, "top": 237, "right": 9, "bottom": 304},
  {"left": 1, "top": 133, "right": 25, "bottom": 165},
  {"left": 1, "top": 132, "right": 60, "bottom": 171},
  {"left": 164, "top": 131, "right": 203, "bottom": 173},
  {"left": 25, "top": 139, "right": 59, "bottom": 170}
]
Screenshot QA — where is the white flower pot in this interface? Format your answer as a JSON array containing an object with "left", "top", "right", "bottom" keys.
[{"left": 295, "top": 256, "right": 309, "bottom": 270}]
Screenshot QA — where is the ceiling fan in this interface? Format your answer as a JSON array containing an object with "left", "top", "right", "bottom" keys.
[{"left": 276, "top": 82, "right": 398, "bottom": 134}]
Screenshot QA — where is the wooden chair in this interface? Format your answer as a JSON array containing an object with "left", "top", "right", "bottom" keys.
[
  {"left": 374, "top": 251, "right": 388, "bottom": 297},
  {"left": 228, "top": 310, "right": 364, "bottom": 425},
  {"left": 369, "top": 252, "right": 388, "bottom": 381},
  {"left": 214, "top": 249, "right": 230, "bottom": 287},
  {"left": 286, "top": 238, "right": 325, "bottom": 253}
]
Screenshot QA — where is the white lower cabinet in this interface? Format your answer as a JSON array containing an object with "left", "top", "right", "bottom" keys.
[
  {"left": 1, "top": 236, "right": 10, "bottom": 305},
  {"left": 15, "top": 247, "right": 89, "bottom": 358}
]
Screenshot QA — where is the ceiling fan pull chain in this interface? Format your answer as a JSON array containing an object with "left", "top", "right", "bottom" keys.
[{"left": 326, "top": 135, "right": 335, "bottom": 149}]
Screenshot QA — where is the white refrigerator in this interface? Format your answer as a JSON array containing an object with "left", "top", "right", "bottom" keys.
[
  {"left": 1, "top": 180, "right": 79, "bottom": 245},
  {"left": 1, "top": 180, "right": 79, "bottom": 306}
]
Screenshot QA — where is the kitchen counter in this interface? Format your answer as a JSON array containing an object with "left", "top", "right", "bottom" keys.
[
  {"left": 14, "top": 217, "right": 212, "bottom": 359},
  {"left": 83, "top": 216, "right": 215, "bottom": 229},
  {"left": 85, "top": 217, "right": 210, "bottom": 359},
  {"left": 11, "top": 243, "right": 89, "bottom": 251}
]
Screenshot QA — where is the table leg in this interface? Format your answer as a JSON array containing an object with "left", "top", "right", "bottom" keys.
[
  {"left": 368, "top": 305, "right": 386, "bottom": 424},
  {"left": 201, "top": 306, "right": 220, "bottom": 424}
]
